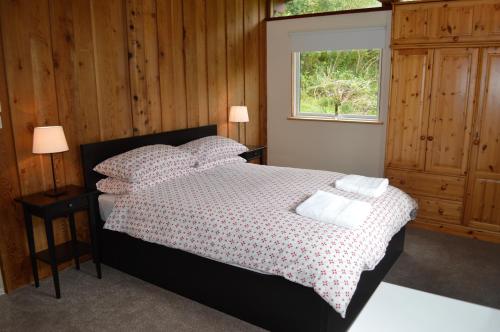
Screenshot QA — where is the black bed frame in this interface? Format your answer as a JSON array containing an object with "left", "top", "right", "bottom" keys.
[{"left": 80, "top": 125, "right": 405, "bottom": 332}]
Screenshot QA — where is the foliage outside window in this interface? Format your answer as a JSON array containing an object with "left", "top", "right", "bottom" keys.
[
  {"left": 293, "top": 49, "right": 382, "bottom": 121},
  {"left": 273, "top": 0, "right": 382, "bottom": 17}
]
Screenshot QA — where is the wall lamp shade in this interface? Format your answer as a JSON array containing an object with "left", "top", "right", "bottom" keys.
[
  {"left": 229, "top": 106, "right": 249, "bottom": 123},
  {"left": 32, "top": 126, "right": 69, "bottom": 154}
]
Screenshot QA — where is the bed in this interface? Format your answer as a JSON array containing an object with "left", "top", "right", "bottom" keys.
[{"left": 81, "top": 125, "right": 413, "bottom": 332}]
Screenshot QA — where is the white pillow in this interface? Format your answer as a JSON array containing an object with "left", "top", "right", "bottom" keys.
[
  {"left": 179, "top": 136, "right": 248, "bottom": 166},
  {"left": 196, "top": 156, "right": 247, "bottom": 171},
  {"left": 93, "top": 144, "right": 196, "bottom": 182},
  {"left": 96, "top": 168, "right": 197, "bottom": 194}
]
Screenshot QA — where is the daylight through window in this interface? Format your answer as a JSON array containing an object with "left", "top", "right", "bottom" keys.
[
  {"left": 293, "top": 49, "right": 382, "bottom": 121},
  {"left": 272, "top": 0, "right": 383, "bottom": 18}
]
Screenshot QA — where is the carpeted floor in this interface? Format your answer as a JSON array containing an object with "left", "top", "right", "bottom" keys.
[{"left": 0, "top": 227, "right": 499, "bottom": 332}]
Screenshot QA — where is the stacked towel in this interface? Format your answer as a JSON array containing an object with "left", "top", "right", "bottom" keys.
[
  {"left": 296, "top": 190, "right": 372, "bottom": 229},
  {"left": 335, "top": 174, "right": 389, "bottom": 198}
]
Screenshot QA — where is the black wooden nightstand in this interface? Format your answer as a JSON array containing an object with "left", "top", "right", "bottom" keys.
[
  {"left": 240, "top": 145, "right": 266, "bottom": 164},
  {"left": 15, "top": 185, "right": 101, "bottom": 298}
]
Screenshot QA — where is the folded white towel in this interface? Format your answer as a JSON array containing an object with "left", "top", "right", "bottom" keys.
[
  {"left": 335, "top": 174, "right": 389, "bottom": 198},
  {"left": 296, "top": 190, "right": 372, "bottom": 229}
]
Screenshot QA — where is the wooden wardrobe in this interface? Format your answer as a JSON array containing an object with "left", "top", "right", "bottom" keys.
[{"left": 386, "top": 0, "right": 500, "bottom": 243}]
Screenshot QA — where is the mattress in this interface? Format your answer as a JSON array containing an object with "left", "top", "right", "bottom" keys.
[
  {"left": 98, "top": 194, "right": 118, "bottom": 221},
  {"left": 103, "top": 163, "right": 417, "bottom": 317}
]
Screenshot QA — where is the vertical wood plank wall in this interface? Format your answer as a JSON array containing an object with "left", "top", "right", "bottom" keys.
[{"left": 0, "top": 0, "right": 267, "bottom": 293}]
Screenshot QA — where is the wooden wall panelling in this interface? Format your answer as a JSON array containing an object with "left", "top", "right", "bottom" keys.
[
  {"left": 0, "top": 0, "right": 64, "bottom": 196},
  {"left": 425, "top": 48, "right": 478, "bottom": 176},
  {"left": 183, "top": 0, "right": 209, "bottom": 128},
  {"left": 385, "top": 49, "right": 433, "bottom": 171},
  {"left": 126, "top": 0, "right": 162, "bottom": 135},
  {"left": 157, "top": 0, "right": 187, "bottom": 131},
  {"left": 465, "top": 47, "right": 500, "bottom": 232},
  {"left": 226, "top": 0, "right": 245, "bottom": 142},
  {"left": 50, "top": 0, "right": 102, "bottom": 242},
  {"left": 259, "top": 0, "right": 267, "bottom": 147},
  {"left": 90, "top": 0, "right": 132, "bottom": 140},
  {"left": 0, "top": 20, "right": 30, "bottom": 292},
  {"left": 0, "top": 0, "right": 267, "bottom": 292},
  {"left": 206, "top": 0, "right": 229, "bottom": 137},
  {"left": 50, "top": 0, "right": 101, "bottom": 186},
  {"left": 0, "top": 0, "right": 74, "bottom": 288},
  {"left": 244, "top": 0, "right": 260, "bottom": 146}
]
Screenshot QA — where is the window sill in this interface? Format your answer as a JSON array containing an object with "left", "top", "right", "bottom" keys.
[{"left": 288, "top": 116, "right": 384, "bottom": 125}]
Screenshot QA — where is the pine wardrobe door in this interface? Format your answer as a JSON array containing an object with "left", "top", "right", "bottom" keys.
[
  {"left": 425, "top": 48, "right": 478, "bottom": 176},
  {"left": 386, "top": 49, "right": 433, "bottom": 171},
  {"left": 465, "top": 47, "right": 500, "bottom": 232}
]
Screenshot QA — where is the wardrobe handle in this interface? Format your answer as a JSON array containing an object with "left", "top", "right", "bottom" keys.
[
  {"left": 438, "top": 208, "right": 444, "bottom": 215},
  {"left": 427, "top": 136, "right": 434, "bottom": 141},
  {"left": 420, "top": 135, "right": 426, "bottom": 141}
]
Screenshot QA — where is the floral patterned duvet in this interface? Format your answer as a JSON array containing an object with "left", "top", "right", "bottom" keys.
[{"left": 105, "top": 163, "right": 417, "bottom": 317}]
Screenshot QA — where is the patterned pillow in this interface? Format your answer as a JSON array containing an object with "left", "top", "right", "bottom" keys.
[
  {"left": 179, "top": 136, "right": 248, "bottom": 166},
  {"left": 93, "top": 144, "right": 196, "bottom": 182},
  {"left": 96, "top": 168, "right": 197, "bottom": 194},
  {"left": 196, "top": 156, "right": 247, "bottom": 172}
]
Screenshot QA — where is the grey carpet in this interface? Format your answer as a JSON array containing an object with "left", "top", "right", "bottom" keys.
[
  {"left": 0, "top": 227, "right": 499, "bottom": 331},
  {"left": 385, "top": 227, "right": 500, "bottom": 310}
]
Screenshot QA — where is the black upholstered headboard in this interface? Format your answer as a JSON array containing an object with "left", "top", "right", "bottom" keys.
[{"left": 80, "top": 125, "right": 217, "bottom": 189}]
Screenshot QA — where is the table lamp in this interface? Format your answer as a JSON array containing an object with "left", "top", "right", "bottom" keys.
[
  {"left": 229, "top": 106, "right": 249, "bottom": 143},
  {"left": 32, "top": 126, "right": 69, "bottom": 197}
]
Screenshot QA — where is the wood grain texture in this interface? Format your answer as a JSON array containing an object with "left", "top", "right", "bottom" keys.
[
  {"left": 388, "top": 0, "right": 500, "bottom": 241},
  {"left": 183, "top": 0, "right": 209, "bottom": 128},
  {"left": 206, "top": 0, "right": 228, "bottom": 137},
  {"left": 226, "top": 0, "right": 245, "bottom": 142},
  {"left": 0, "top": 0, "right": 267, "bottom": 292},
  {"left": 385, "top": 49, "right": 433, "bottom": 171},
  {"left": 0, "top": 21, "right": 30, "bottom": 293},
  {"left": 0, "top": 0, "right": 73, "bottom": 286},
  {"left": 157, "top": 0, "right": 187, "bottom": 131},
  {"left": 90, "top": 0, "right": 133, "bottom": 140},
  {"left": 126, "top": 0, "right": 162, "bottom": 135},
  {"left": 393, "top": 0, "right": 500, "bottom": 45},
  {"left": 244, "top": 0, "right": 260, "bottom": 146},
  {"left": 465, "top": 47, "right": 500, "bottom": 232},
  {"left": 426, "top": 48, "right": 478, "bottom": 176}
]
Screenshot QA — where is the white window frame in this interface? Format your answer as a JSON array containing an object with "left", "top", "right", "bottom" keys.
[{"left": 292, "top": 48, "right": 383, "bottom": 122}]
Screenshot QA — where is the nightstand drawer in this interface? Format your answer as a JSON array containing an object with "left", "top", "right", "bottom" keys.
[{"left": 47, "top": 196, "right": 88, "bottom": 217}]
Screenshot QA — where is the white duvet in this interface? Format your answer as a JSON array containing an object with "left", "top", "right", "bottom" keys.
[{"left": 105, "top": 163, "right": 417, "bottom": 317}]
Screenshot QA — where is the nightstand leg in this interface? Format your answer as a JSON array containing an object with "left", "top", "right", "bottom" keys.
[
  {"left": 23, "top": 207, "right": 39, "bottom": 288},
  {"left": 44, "top": 218, "right": 61, "bottom": 299},
  {"left": 68, "top": 213, "right": 80, "bottom": 270},
  {"left": 88, "top": 196, "right": 102, "bottom": 279}
]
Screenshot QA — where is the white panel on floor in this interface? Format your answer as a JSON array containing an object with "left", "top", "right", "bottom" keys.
[{"left": 349, "top": 282, "right": 500, "bottom": 332}]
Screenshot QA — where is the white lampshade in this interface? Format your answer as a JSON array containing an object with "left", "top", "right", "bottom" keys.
[
  {"left": 229, "top": 106, "right": 249, "bottom": 123},
  {"left": 32, "top": 126, "right": 69, "bottom": 154}
]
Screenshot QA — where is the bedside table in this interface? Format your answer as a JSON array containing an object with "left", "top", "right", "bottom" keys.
[
  {"left": 240, "top": 145, "right": 266, "bottom": 164},
  {"left": 15, "top": 185, "right": 101, "bottom": 298}
]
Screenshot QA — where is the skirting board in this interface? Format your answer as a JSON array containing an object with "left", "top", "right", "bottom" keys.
[{"left": 410, "top": 220, "right": 500, "bottom": 244}]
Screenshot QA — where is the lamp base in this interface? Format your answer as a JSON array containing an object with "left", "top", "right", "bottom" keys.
[{"left": 44, "top": 189, "right": 67, "bottom": 197}]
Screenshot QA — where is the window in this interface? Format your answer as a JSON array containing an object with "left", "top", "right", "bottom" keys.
[
  {"left": 272, "top": 0, "right": 383, "bottom": 18},
  {"left": 293, "top": 49, "right": 382, "bottom": 121}
]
